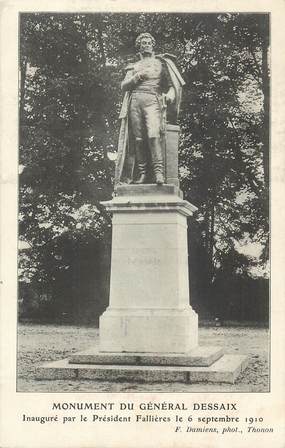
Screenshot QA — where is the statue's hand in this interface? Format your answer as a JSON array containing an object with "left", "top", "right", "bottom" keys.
[
  {"left": 133, "top": 70, "right": 147, "bottom": 83},
  {"left": 165, "top": 88, "right": 175, "bottom": 104}
]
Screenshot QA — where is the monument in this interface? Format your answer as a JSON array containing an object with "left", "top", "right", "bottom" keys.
[
  {"left": 37, "top": 33, "right": 248, "bottom": 384},
  {"left": 99, "top": 32, "right": 198, "bottom": 353}
]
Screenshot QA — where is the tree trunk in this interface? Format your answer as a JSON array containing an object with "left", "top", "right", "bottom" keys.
[
  {"left": 204, "top": 202, "right": 210, "bottom": 252},
  {"left": 208, "top": 199, "right": 215, "bottom": 282}
]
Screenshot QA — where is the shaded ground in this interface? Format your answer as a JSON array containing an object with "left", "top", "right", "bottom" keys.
[{"left": 17, "top": 323, "right": 269, "bottom": 393}]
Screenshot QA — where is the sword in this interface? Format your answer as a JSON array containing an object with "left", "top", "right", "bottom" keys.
[{"left": 161, "top": 93, "right": 167, "bottom": 133}]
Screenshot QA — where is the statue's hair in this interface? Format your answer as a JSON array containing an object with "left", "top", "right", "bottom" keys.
[{"left": 135, "top": 32, "right": 156, "bottom": 50}]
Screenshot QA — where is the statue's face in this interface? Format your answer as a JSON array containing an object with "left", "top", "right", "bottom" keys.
[{"left": 139, "top": 36, "right": 154, "bottom": 54}]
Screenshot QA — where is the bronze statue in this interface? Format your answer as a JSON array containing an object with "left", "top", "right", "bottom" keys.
[{"left": 115, "top": 32, "right": 185, "bottom": 186}]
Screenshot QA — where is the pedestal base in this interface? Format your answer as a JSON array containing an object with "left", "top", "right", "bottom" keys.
[
  {"left": 69, "top": 345, "right": 223, "bottom": 366},
  {"left": 36, "top": 353, "right": 249, "bottom": 385},
  {"left": 99, "top": 307, "right": 198, "bottom": 353}
]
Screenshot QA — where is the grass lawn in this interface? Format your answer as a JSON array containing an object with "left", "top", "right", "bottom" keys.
[{"left": 17, "top": 323, "right": 269, "bottom": 393}]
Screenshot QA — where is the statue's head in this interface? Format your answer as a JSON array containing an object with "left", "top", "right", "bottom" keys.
[{"left": 135, "top": 32, "right": 156, "bottom": 54}]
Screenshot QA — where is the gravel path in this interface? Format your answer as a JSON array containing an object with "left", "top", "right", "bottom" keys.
[{"left": 17, "top": 323, "right": 269, "bottom": 393}]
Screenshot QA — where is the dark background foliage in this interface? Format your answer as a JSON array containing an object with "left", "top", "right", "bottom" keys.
[{"left": 19, "top": 13, "right": 269, "bottom": 324}]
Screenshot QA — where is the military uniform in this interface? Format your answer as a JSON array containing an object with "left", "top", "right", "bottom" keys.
[
  {"left": 127, "top": 57, "right": 172, "bottom": 138},
  {"left": 115, "top": 53, "right": 185, "bottom": 186},
  {"left": 121, "top": 55, "right": 173, "bottom": 183}
]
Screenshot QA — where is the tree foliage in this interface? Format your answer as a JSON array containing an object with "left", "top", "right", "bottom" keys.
[{"left": 19, "top": 13, "right": 269, "bottom": 320}]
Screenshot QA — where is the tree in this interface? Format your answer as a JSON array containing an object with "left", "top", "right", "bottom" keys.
[{"left": 177, "top": 13, "right": 269, "bottom": 296}]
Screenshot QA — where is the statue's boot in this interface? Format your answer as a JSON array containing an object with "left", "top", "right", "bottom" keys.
[
  {"left": 149, "top": 137, "right": 165, "bottom": 185},
  {"left": 134, "top": 140, "right": 147, "bottom": 184}
]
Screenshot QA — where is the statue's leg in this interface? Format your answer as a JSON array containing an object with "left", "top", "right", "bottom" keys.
[
  {"left": 130, "top": 95, "right": 147, "bottom": 184},
  {"left": 144, "top": 95, "right": 165, "bottom": 185},
  {"left": 133, "top": 138, "right": 147, "bottom": 184},
  {"left": 148, "top": 137, "right": 165, "bottom": 185}
]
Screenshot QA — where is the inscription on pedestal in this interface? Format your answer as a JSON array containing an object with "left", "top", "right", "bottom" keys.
[{"left": 127, "top": 256, "right": 161, "bottom": 266}]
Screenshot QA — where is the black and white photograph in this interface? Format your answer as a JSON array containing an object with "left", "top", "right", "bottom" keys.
[
  {"left": 1, "top": 2, "right": 285, "bottom": 447},
  {"left": 17, "top": 11, "right": 270, "bottom": 393}
]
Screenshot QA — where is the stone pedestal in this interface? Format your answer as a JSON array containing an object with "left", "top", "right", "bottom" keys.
[
  {"left": 164, "top": 124, "right": 180, "bottom": 187},
  {"left": 99, "top": 184, "right": 198, "bottom": 353}
]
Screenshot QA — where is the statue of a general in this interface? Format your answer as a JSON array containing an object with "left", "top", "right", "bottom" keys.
[{"left": 115, "top": 32, "right": 185, "bottom": 186}]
